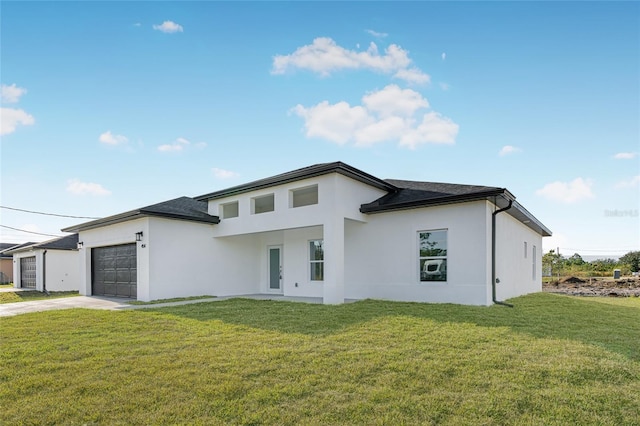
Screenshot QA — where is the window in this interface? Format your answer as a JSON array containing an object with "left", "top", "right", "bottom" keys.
[
  {"left": 524, "top": 242, "right": 528, "bottom": 258},
  {"left": 291, "top": 185, "right": 318, "bottom": 208},
  {"left": 419, "top": 230, "right": 447, "bottom": 282},
  {"left": 252, "top": 194, "right": 274, "bottom": 214},
  {"left": 309, "top": 240, "right": 324, "bottom": 281},
  {"left": 532, "top": 245, "right": 537, "bottom": 280},
  {"left": 221, "top": 201, "right": 239, "bottom": 219}
]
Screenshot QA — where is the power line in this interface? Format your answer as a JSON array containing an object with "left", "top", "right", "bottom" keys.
[
  {"left": 0, "top": 225, "right": 64, "bottom": 238},
  {"left": 0, "top": 205, "right": 100, "bottom": 220}
]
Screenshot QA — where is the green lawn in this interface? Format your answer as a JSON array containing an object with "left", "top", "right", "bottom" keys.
[
  {"left": 0, "top": 290, "right": 79, "bottom": 304},
  {"left": 127, "top": 295, "right": 216, "bottom": 305},
  {"left": 1, "top": 293, "right": 639, "bottom": 425}
]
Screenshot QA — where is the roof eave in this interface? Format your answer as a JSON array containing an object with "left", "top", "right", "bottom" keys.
[
  {"left": 195, "top": 162, "right": 397, "bottom": 201},
  {"left": 509, "top": 200, "right": 553, "bottom": 237},
  {"left": 62, "top": 210, "right": 220, "bottom": 233},
  {"left": 360, "top": 189, "right": 508, "bottom": 214},
  {"left": 62, "top": 211, "right": 144, "bottom": 233}
]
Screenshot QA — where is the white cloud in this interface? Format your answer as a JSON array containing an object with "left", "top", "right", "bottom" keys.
[
  {"left": 392, "top": 67, "right": 431, "bottom": 84},
  {"left": 366, "top": 29, "right": 388, "bottom": 38},
  {"left": 439, "top": 82, "right": 450, "bottom": 91},
  {"left": 1, "top": 108, "right": 35, "bottom": 135},
  {"left": 292, "top": 84, "right": 458, "bottom": 149},
  {"left": 615, "top": 175, "right": 640, "bottom": 189},
  {"left": 399, "top": 112, "right": 459, "bottom": 149},
  {"left": 99, "top": 130, "right": 128, "bottom": 145},
  {"left": 292, "top": 101, "right": 371, "bottom": 145},
  {"left": 441, "top": 52, "right": 446, "bottom": 61},
  {"left": 66, "top": 179, "right": 111, "bottom": 196},
  {"left": 536, "top": 178, "right": 595, "bottom": 204},
  {"left": 272, "top": 37, "right": 428, "bottom": 84},
  {"left": 212, "top": 168, "right": 239, "bottom": 179},
  {"left": 499, "top": 145, "right": 522, "bottom": 156},
  {"left": 1, "top": 83, "right": 27, "bottom": 103},
  {"left": 153, "top": 20, "right": 183, "bottom": 33},
  {"left": 362, "top": 85, "right": 428, "bottom": 118},
  {"left": 613, "top": 152, "right": 637, "bottom": 160},
  {"left": 158, "top": 137, "right": 191, "bottom": 152}
]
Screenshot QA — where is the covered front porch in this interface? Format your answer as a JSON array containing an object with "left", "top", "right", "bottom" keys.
[{"left": 212, "top": 218, "right": 358, "bottom": 304}]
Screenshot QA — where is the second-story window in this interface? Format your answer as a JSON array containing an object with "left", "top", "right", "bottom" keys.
[{"left": 252, "top": 194, "right": 274, "bottom": 214}]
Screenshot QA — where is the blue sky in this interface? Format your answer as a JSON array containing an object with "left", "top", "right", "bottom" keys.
[{"left": 1, "top": 1, "right": 638, "bottom": 259}]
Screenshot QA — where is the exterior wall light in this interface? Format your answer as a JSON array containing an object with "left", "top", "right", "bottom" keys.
[
  {"left": 135, "top": 231, "right": 143, "bottom": 242},
  {"left": 77, "top": 241, "right": 84, "bottom": 249}
]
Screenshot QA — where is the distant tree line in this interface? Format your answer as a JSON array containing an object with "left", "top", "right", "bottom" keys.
[{"left": 542, "top": 250, "right": 640, "bottom": 278}]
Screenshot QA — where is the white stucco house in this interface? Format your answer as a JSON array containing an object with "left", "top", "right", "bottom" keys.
[
  {"left": 62, "top": 162, "right": 551, "bottom": 305},
  {"left": 7, "top": 234, "right": 80, "bottom": 292}
]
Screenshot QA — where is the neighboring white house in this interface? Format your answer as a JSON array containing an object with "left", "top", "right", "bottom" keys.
[
  {"left": 7, "top": 234, "right": 80, "bottom": 292},
  {"left": 62, "top": 162, "right": 551, "bottom": 305}
]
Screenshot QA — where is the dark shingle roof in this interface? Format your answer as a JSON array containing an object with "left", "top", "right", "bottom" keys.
[
  {"left": 360, "top": 179, "right": 551, "bottom": 236},
  {"left": 195, "top": 161, "right": 395, "bottom": 201},
  {"left": 36, "top": 234, "right": 79, "bottom": 250},
  {"left": 62, "top": 197, "right": 219, "bottom": 233},
  {"left": 0, "top": 243, "right": 19, "bottom": 251},
  {"left": 1, "top": 242, "right": 36, "bottom": 257},
  {"left": 360, "top": 179, "right": 509, "bottom": 213},
  {"left": 3, "top": 236, "right": 79, "bottom": 254},
  {"left": 0, "top": 242, "right": 35, "bottom": 259}
]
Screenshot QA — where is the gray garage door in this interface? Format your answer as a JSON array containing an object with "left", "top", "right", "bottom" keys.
[
  {"left": 92, "top": 244, "right": 137, "bottom": 298},
  {"left": 20, "top": 256, "right": 36, "bottom": 289}
]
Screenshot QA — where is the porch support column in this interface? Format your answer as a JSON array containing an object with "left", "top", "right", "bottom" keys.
[{"left": 323, "top": 218, "right": 345, "bottom": 304}]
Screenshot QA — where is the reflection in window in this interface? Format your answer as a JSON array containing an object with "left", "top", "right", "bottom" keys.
[
  {"left": 309, "top": 240, "right": 324, "bottom": 281},
  {"left": 419, "top": 230, "right": 447, "bottom": 282}
]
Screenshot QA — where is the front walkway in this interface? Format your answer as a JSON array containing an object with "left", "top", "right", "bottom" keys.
[{"left": 0, "top": 294, "right": 342, "bottom": 317}]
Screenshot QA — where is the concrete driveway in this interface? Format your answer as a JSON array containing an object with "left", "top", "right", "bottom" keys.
[
  {"left": 0, "top": 296, "right": 134, "bottom": 317},
  {"left": 0, "top": 294, "right": 329, "bottom": 317},
  {"left": 0, "top": 296, "right": 221, "bottom": 317}
]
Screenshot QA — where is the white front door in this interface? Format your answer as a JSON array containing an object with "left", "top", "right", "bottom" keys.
[{"left": 268, "top": 246, "right": 283, "bottom": 293}]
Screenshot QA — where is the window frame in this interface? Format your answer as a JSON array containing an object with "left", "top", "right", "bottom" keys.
[
  {"left": 221, "top": 201, "right": 239, "bottom": 219},
  {"left": 418, "top": 229, "right": 448, "bottom": 283},
  {"left": 309, "top": 239, "right": 324, "bottom": 282},
  {"left": 290, "top": 184, "right": 319, "bottom": 208},
  {"left": 251, "top": 193, "right": 275, "bottom": 215}
]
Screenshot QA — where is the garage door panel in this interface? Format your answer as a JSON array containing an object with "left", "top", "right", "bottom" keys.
[
  {"left": 20, "top": 257, "right": 37, "bottom": 289},
  {"left": 92, "top": 244, "right": 137, "bottom": 298},
  {"left": 103, "top": 258, "right": 116, "bottom": 269},
  {"left": 116, "top": 270, "right": 132, "bottom": 282},
  {"left": 117, "top": 284, "right": 131, "bottom": 298}
]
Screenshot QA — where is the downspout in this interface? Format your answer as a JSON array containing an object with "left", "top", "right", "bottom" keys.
[
  {"left": 42, "top": 250, "right": 49, "bottom": 296},
  {"left": 492, "top": 199, "right": 513, "bottom": 307}
]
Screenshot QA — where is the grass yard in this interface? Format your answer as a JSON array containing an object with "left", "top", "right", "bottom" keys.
[
  {"left": 0, "top": 290, "right": 79, "bottom": 304},
  {"left": 1, "top": 293, "right": 639, "bottom": 425},
  {"left": 127, "top": 295, "right": 216, "bottom": 305}
]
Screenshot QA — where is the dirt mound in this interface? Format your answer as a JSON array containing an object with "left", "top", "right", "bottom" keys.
[
  {"left": 544, "top": 276, "right": 640, "bottom": 297},
  {"left": 560, "top": 276, "right": 586, "bottom": 284}
]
